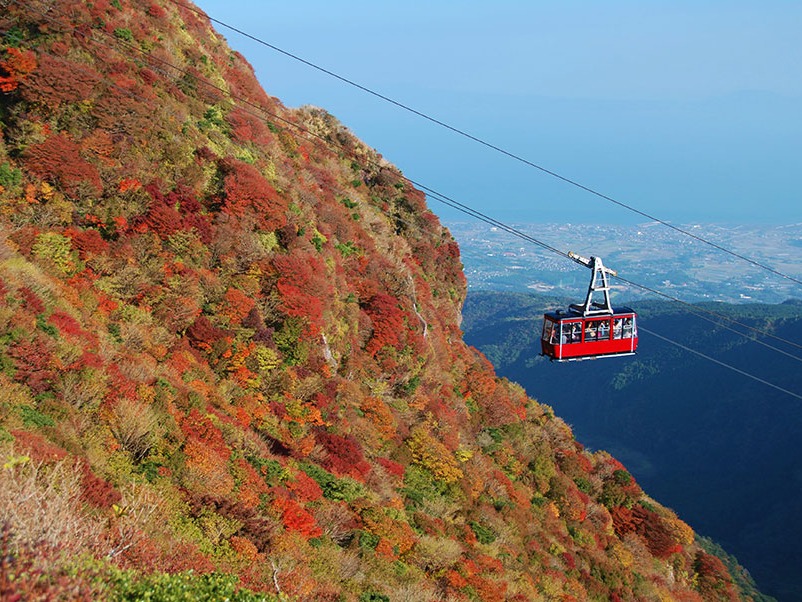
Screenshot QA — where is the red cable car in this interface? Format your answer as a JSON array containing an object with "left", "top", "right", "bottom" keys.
[{"left": 541, "top": 252, "right": 638, "bottom": 361}]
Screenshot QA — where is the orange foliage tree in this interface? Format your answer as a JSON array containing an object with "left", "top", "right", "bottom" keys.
[
  {"left": 274, "top": 497, "right": 322, "bottom": 539},
  {"left": 0, "top": 47, "right": 37, "bottom": 92},
  {"left": 219, "top": 287, "right": 256, "bottom": 327},
  {"left": 180, "top": 409, "right": 235, "bottom": 496}
]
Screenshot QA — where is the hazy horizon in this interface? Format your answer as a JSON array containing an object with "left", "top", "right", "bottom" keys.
[{"left": 195, "top": 1, "right": 801, "bottom": 226}]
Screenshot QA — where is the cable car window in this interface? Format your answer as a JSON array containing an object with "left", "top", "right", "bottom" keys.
[
  {"left": 622, "top": 317, "right": 634, "bottom": 338},
  {"left": 613, "top": 318, "right": 624, "bottom": 339},
  {"left": 565, "top": 322, "right": 581, "bottom": 343},
  {"left": 542, "top": 321, "right": 553, "bottom": 343},
  {"left": 598, "top": 320, "right": 610, "bottom": 340},
  {"left": 585, "top": 321, "right": 600, "bottom": 342}
]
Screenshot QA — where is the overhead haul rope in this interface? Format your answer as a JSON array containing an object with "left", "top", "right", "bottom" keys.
[
  {"left": 16, "top": 1, "right": 802, "bottom": 397},
  {"left": 170, "top": 0, "right": 802, "bottom": 290},
  {"left": 20, "top": 0, "right": 802, "bottom": 368},
  {"left": 157, "top": 0, "right": 802, "bottom": 358},
  {"left": 639, "top": 326, "right": 802, "bottom": 401},
  {"left": 29, "top": 0, "right": 800, "bottom": 358},
  {"left": 413, "top": 183, "right": 802, "bottom": 363}
]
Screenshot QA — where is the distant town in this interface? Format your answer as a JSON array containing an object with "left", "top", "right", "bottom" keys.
[{"left": 446, "top": 221, "right": 802, "bottom": 304}]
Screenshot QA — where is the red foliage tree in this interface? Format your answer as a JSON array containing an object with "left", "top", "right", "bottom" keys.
[
  {"left": 24, "top": 134, "right": 102, "bottom": 197},
  {"left": 286, "top": 470, "right": 323, "bottom": 503},
  {"left": 363, "top": 293, "right": 406, "bottom": 356},
  {"left": 316, "top": 431, "right": 370, "bottom": 481},
  {"left": 9, "top": 338, "right": 57, "bottom": 394},
  {"left": 178, "top": 193, "right": 214, "bottom": 243},
  {"left": 18, "top": 286, "right": 45, "bottom": 314},
  {"left": 79, "top": 461, "right": 122, "bottom": 509},
  {"left": 227, "top": 107, "right": 274, "bottom": 146},
  {"left": 273, "top": 252, "right": 330, "bottom": 334},
  {"left": 135, "top": 184, "right": 182, "bottom": 239},
  {"left": 611, "top": 505, "right": 681, "bottom": 559},
  {"left": 694, "top": 552, "right": 738, "bottom": 601},
  {"left": 21, "top": 52, "right": 101, "bottom": 106},
  {"left": 376, "top": 457, "right": 404, "bottom": 478},
  {"left": 144, "top": 198, "right": 183, "bottom": 239},
  {"left": 186, "top": 315, "right": 229, "bottom": 353},
  {"left": 68, "top": 228, "right": 109, "bottom": 259},
  {"left": 104, "top": 363, "right": 139, "bottom": 402},
  {"left": 221, "top": 159, "right": 287, "bottom": 231},
  {"left": 9, "top": 430, "right": 68, "bottom": 463},
  {"left": 223, "top": 54, "right": 273, "bottom": 109},
  {"left": 48, "top": 311, "right": 83, "bottom": 338},
  {"left": 147, "top": 3, "right": 167, "bottom": 18}
]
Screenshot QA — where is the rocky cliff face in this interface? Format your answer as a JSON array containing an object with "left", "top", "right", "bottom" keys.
[{"left": 0, "top": 1, "right": 750, "bottom": 600}]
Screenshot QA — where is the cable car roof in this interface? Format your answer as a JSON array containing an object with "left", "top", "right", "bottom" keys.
[{"left": 544, "top": 307, "right": 636, "bottom": 321}]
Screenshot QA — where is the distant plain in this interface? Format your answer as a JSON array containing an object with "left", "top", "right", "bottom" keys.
[{"left": 449, "top": 221, "right": 802, "bottom": 305}]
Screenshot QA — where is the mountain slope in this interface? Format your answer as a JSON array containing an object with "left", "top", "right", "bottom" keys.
[{"left": 0, "top": 1, "right": 754, "bottom": 600}]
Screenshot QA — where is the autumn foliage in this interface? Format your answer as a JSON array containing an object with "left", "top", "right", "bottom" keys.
[
  {"left": 221, "top": 159, "right": 287, "bottom": 231},
  {"left": 24, "top": 134, "right": 102, "bottom": 197},
  {"left": 0, "top": 47, "right": 36, "bottom": 92},
  {"left": 0, "top": 0, "right": 751, "bottom": 600}
]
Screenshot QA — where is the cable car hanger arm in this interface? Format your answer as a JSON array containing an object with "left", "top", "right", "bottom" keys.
[{"left": 568, "top": 252, "right": 617, "bottom": 316}]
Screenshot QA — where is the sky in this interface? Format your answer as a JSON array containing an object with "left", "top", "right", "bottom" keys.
[{"left": 193, "top": 1, "right": 802, "bottom": 226}]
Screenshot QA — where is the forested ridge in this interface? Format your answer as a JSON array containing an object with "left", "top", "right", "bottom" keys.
[{"left": 0, "top": 1, "right": 759, "bottom": 599}]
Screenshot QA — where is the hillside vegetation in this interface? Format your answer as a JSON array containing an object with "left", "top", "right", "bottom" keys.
[{"left": 0, "top": 1, "right": 754, "bottom": 600}]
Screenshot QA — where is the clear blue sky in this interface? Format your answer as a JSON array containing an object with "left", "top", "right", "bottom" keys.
[{"left": 194, "top": 1, "right": 802, "bottom": 225}]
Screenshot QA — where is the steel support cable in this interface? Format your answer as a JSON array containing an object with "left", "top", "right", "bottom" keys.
[
  {"left": 168, "top": 0, "right": 802, "bottom": 290},
  {"left": 34, "top": 2, "right": 569, "bottom": 264},
  {"left": 21, "top": 0, "right": 802, "bottom": 361},
  {"left": 419, "top": 188, "right": 802, "bottom": 363},
  {"left": 141, "top": 1, "right": 802, "bottom": 358},
  {"left": 639, "top": 326, "right": 802, "bottom": 401},
  {"left": 16, "top": 1, "right": 802, "bottom": 395},
  {"left": 613, "top": 273, "right": 802, "bottom": 357}
]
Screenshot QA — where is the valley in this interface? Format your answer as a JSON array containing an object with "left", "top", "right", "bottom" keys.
[{"left": 463, "top": 291, "right": 802, "bottom": 601}]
